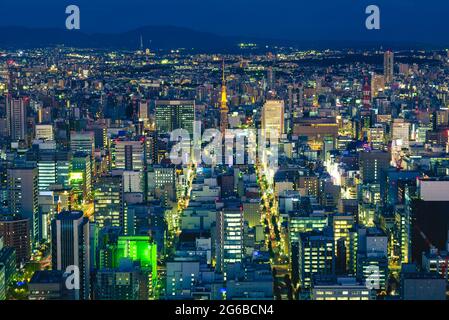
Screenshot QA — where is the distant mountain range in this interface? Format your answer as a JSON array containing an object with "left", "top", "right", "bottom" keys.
[{"left": 0, "top": 25, "right": 444, "bottom": 52}]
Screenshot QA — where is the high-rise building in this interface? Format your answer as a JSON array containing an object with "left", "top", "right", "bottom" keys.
[
  {"left": 70, "top": 152, "right": 92, "bottom": 202},
  {"left": 392, "top": 119, "right": 410, "bottom": 148},
  {"left": 93, "top": 175, "right": 123, "bottom": 228},
  {"left": 262, "top": 100, "right": 284, "bottom": 137},
  {"left": 70, "top": 131, "right": 95, "bottom": 160},
  {"left": 6, "top": 95, "right": 26, "bottom": 141},
  {"left": 138, "top": 100, "right": 149, "bottom": 122},
  {"left": 7, "top": 166, "right": 39, "bottom": 245},
  {"left": 216, "top": 202, "right": 244, "bottom": 273},
  {"left": 155, "top": 100, "right": 195, "bottom": 135},
  {"left": 0, "top": 216, "right": 30, "bottom": 265},
  {"left": 384, "top": 50, "right": 394, "bottom": 83},
  {"left": 371, "top": 74, "right": 385, "bottom": 98},
  {"left": 296, "top": 229, "right": 335, "bottom": 289},
  {"left": 51, "top": 211, "right": 91, "bottom": 300},
  {"left": 113, "top": 140, "right": 145, "bottom": 171},
  {"left": 359, "top": 150, "right": 390, "bottom": 185},
  {"left": 35, "top": 149, "right": 71, "bottom": 192}
]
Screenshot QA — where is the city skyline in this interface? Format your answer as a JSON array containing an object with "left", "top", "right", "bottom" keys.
[{"left": 1, "top": 1, "right": 449, "bottom": 309}]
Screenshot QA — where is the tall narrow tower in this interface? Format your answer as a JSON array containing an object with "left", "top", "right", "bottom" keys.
[
  {"left": 384, "top": 50, "right": 394, "bottom": 83},
  {"left": 220, "top": 60, "right": 229, "bottom": 134},
  {"left": 362, "top": 76, "right": 371, "bottom": 109}
]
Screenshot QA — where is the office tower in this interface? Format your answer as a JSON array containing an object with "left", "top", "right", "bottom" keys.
[
  {"left": 216, "top": 203, "right": 244, "bottom": 273},
  {"left": 70, "top": 131, "right": 95, "bottom": 160},
  {"left": 367, "top": 125, "right": 385, "bottom": 150},
  {"left": 138, "top": 100, "right": 149, "bottom": 122},
  {"left": 288, "top": 83, "right": 304, "bottom": 118},
  {"left": 70, "top": 152, "right": 92, "bottom": 203},
  {"left": 371, "top": 74, "right": 385, "bottom": 98},
  {"left": 28, "top": 270, "right": 75, "bottom": 300},
  {"left": 152, "top": 166, "right": 176, "bottom": 202},
  {"left": 267, "top": 66, "right": 275, "bottom": 91},
  {"left": 384, "top": 50, "right": 394, "bottom": 83},
  {"left": 155, "top": 100, "right": 195, "bottom": 134},
  {"left": 333, "top": 214, "right": 355, "bottom": 273},
  {"left": 288, "top": 212, "right": 328, "bottom": 243},
  {"left": 297, "top": 229, "right": 335, "bottom": 289},
  {"left": 38, "top": 191, "right": 57, "bottom": 241},
  {"left": 392, "top": 119, "right": 410, "bottom": 148},
  {"left": 6, "top": 95, "right": 26, "bottom": 141},
  {"left": 145, "top": 131, "right": 158, "bottom": 165},
  {"left": 114, "top": 140, "right": 145, "bottom": 171},
  {"left": 7, "top": 166, "right": 39, "bottom": 245},
  {"left": 51, "top": 211, "right": 91, "bottom": 300},
  {"left": 93, "top": 175, "right": 123, "bottom": 228},
  {"left": 0, "top": 216, "right": 30, "bottom": 265},
  {"left": 359, "top": 150, "right": 390, "bottom": 185},
  {"left": 355, "top": 227, "right": 389, "bottom": 292},
  {"left": 262, "top": 100, "right": 285, "bottom": 137},
  {"left": 35, "top": 124, "right": 54, "bottom": 141},
  {"left": 89, "top": 124, "right": 107, "bottom": 149},
  {"left": 36, "top": 149, "right": 71, "bottom": 192}
]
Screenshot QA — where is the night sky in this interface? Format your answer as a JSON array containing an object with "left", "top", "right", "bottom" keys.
[{"left": 0, "top": 0, "right": 447, "bottom": 45}]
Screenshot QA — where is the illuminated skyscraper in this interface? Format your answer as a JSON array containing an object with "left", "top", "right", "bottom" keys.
[
  {"left": 7, "top": 165, "right": 38, "bottom": 246},
  {"left": 297, "top": 229, "right": 335, "bottom": 289},
  {"left": 70, "top": 152, "right": 92, "bottom": 202},
  {"left": 93, "top": 175, "right": 123, "bottom": 228},
  {"left": 155, "top": 100, "right": 195, "bottom": 135},
  {"left": 51, "top": 211, "right": 91, "bottom": 300},
  {"left": 216, "top": 202, "right": 244, "bottom": 273},
  {"left": 113, "top": 140, "right": 145, "bottom": 172},
  {"left": 384, "top": 50, "right": 394, "bottom": 83},
  {"left": 371, "top": 74, "right": 385, "bottom": 98},
  {"left": 262, "top": 100, "right": 284, "bottom": 137},
  {"left": 6, "top": 95, "right": 26, "bottom": 141}
]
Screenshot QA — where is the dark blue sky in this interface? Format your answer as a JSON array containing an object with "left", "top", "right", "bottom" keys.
[{"left": 0, "top": 1, "right": 447, "bottom": 44}]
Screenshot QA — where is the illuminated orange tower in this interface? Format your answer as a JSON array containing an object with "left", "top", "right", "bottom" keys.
[{"left": 220, "top": 60, "right": 229, "bottom": 133}]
